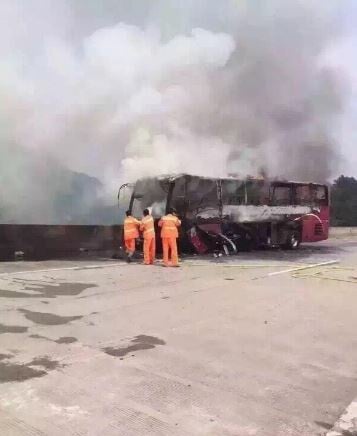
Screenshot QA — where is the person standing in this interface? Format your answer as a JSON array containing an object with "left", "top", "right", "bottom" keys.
[
  {"left": 123, "top": 210, "right": 140, "bottom": 262},
  {"left": 158, "top": 208, "right": 181, "bottom": 267},
  {"left": 140, "top": 208, "right": 156, "bottom": 265}
]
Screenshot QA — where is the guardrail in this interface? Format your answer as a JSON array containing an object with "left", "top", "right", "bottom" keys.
[{"left": 329, "top": 227, "right": 357, "bottom": 237}]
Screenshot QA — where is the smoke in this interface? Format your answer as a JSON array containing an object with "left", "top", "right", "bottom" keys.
[
  {"left": 167, "top": 1, "right": 348, "bottom": 182},
  {"left": 0, "top": 0, "right": 353, "bottom": 223}
]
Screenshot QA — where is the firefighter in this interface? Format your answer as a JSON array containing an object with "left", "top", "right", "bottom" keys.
[
  {"left": 123, "top": 210, "right": 140, "bottom": 262},
  {"left": 140, "top": 208, "right": 156, "bottom": 265},
  {"left": 158, "top": 207, "right": 181, "bottom": 267}
]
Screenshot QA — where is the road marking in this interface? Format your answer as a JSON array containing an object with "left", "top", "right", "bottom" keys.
[
  {"left": 0, "top": 260, "right": 339, "bottom": 277},
  {"left": 185, "top": 263, "right": 306, "bottom": 268},
  {"left": 0, "top": 262, "right": 126, "bottom": 277},
  {"left": 326, "top": 399, "right": 357, "bottom": 435},
  {"left": 267, "top": 260, "right": 339, "bottom": 276},
  {"left": 293, "top": 274, "right": 357, "bottom": 284}
]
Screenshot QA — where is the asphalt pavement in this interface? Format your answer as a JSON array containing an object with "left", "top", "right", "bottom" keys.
[{"left": 0, "top": 236, "right": 356, "bottom": 435}]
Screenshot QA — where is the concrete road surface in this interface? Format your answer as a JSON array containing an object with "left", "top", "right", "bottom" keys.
[{"left": 0, "top": 237, "right": 357, "bottom": 436}]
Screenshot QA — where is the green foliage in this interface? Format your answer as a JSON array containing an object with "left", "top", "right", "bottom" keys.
[{"left": 331, "top": 176, "right": 357, "bottom": 226}]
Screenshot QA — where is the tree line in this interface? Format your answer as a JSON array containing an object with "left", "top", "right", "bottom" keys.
[{"left": 331, "top": 175, "right": 357, "bottom": 226}]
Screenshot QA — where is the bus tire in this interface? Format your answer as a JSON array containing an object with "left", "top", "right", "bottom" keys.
[{"left": 284, "top": 230, "right": 301, "bottom": 250}]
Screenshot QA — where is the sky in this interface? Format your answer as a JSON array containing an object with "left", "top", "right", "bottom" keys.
[{"left": 0, "top": 0, "right": 357, "bottom": 222}]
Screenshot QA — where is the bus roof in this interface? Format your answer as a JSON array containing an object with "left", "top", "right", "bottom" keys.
[{"left": 152, "top": 174, "right": 327, "bottom": 187}]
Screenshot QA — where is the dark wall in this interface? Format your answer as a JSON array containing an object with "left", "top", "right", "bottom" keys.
[{"left": 0, "top": 225, "right": 122, "bottom": 261}]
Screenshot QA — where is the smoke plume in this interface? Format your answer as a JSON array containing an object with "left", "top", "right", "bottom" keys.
[{"left": 0, "top": 0, "right": 352, "bottom": 223}]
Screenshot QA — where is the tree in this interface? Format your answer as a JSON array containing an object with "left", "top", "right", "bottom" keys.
[{"left": 330, "top": 176, "right": 357, "bottom": 226}]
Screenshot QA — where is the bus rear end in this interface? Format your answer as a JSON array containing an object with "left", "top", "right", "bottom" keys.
[{"left": 293, "top": 183, "right": 329, "bottom": 243}]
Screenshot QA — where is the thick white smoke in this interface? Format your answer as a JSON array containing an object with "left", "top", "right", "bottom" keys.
[
  {"left": 0, "top": 14, "right": 235, "bottom": 222},
  {"left": 1, "top": 21, "right": 235, "bottom": 179},
  {"left": 0, "top": 0, "right": 353, "bottom": 223}
]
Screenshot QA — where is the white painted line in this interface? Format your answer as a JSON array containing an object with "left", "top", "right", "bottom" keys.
[
  {"left": 267, "top": 260, "right": 339, "bottom": 277},
  {"left": 326, "top": 399, "right": 357, "bottom": 435},
  {"left": 0, "top": 262, "right": 126, "bottom": 277},
  {"left": 184, "top": 263, "right": 306, "bottom": 268},
  {"left": 0, "top": 259, "right": 340, "bottom": 278}
]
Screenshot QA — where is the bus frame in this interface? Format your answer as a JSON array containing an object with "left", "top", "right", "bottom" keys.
[{"left": 118, "top": 174, "right": 329, "bottom": 254}]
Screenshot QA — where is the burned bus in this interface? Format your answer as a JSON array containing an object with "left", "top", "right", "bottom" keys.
[{"left": 118, "top": 174, "right": 329, "bottom": 254}]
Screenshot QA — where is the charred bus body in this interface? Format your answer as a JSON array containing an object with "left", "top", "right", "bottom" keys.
[{"left": 118, "top": 174, "right": 329, "bottom": 254}]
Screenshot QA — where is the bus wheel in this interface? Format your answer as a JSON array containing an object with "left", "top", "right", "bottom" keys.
[{"left": 285, "top": 231, "right": 301, "bottom": 250}]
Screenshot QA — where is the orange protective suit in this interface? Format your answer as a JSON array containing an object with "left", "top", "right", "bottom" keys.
[
  {"left": 140, "top": 215, "right": 156, "bottom": 265},
  {"left": 158, "top": 213, "right": 181, "bottom": 266},
  {"left": 124, "top": 238, "right": 135, "bottom": 254},
  {"left": 123, "top": 216, "right": 140, "bottom": 257}
]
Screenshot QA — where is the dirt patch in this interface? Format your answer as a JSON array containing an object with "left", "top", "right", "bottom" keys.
[
  {"left": 0, "top": 281, "right": 97, "bottom": 299},
  {"left": 0, "top": 323, "right": 28, "bottom": 334},
  {"left": 134, "top": 335, "right": 166, "bottom": 345},
  {"left": 103, "top": 335, "right": 166, "bottom": 358},
  {"left": 315, "top": 421, "right": 333, "bottom": 430},
  {"left": 55, "top": 337, "right": 78, "bottom": 344},
  {"left": 0, "top": 354, "right": 62, "bottom": 383},
  {"left": 0, "top": 362, "right": 46, "bottom": 383},
  {"left": 0, "top": 289, "right": 42, "bottom": 299},
  {"left": 29, "top": 334, "right": 78, "bottom": 344},
  {"left": 28, "top": 356, "right": 62, "bottom": 370},
  {"left": 29, "top": 334, "right": 49, "bottom": 340},
  {"left": 24, "top": 282, "right": 97, "bottom": 297},
  {"left": 19, "top": 309, "right": 82, "bottom": 326}
]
